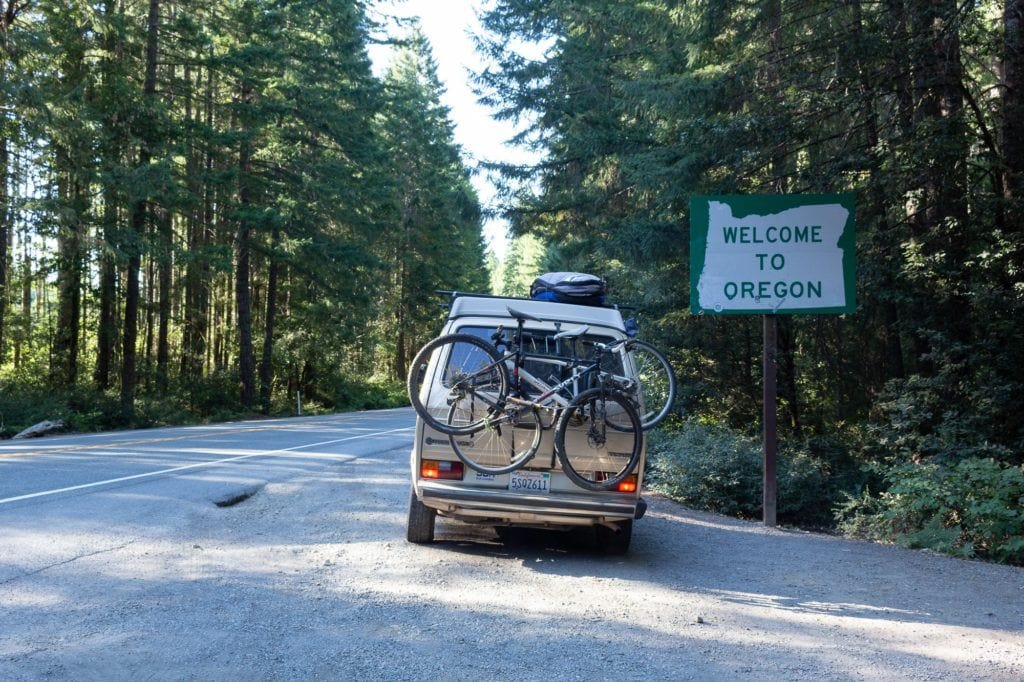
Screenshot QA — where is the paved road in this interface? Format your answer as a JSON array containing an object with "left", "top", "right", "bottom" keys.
[
  {"left": 0, "top": 410, "right": 414, "bottom": 507},
  {"left": 1, "top": 409, "right": 1022, "bottom": 680}
]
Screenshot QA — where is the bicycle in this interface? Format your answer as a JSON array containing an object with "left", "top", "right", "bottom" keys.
[{"left": 407, "top": 307, "right": 676, "bottom": 491}]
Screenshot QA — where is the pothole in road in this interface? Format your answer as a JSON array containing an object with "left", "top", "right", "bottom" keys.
[{"left": 213, "top": 483, "right": 265, "bottom": 508}]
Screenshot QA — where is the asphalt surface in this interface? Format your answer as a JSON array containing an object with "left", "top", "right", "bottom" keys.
[
  {"left": 0, "top": 411, "right": 413, "bottom": 507},
  {"left": 1, "top": 408, "right": 1022, "bottom": 680}
]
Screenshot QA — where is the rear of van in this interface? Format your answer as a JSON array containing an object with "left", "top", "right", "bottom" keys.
[{"left": 406, "top": 294, "right": 646, "bottom": 554}]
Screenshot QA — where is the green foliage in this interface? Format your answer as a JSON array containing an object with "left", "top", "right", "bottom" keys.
[
  {"left": 0, "top": 381, "right": 237, "bottom": 436},
  {"left": 368, "top": 25, "right": 488, "bottom": 377},
  {"left": 0, "top": 374, "right": 402, "bottom": 436},
  {"left": 322, "top": 376, "right": 407, "bottom": 412},
  {"left": 478, "top": 0, "right": 1024, "bottom": 565},
  {"left": 0, "top": 382, "right": 72, "bottom": 439},
  {"left": 837, "top": 459, "right": 1024, "bottom": 565},
  {"left": 62, "top": 388, "right": 131, "bottom": 432},
  {"left": 647, "top": 419, "right": 839, "bottom": 526},
  {"left": 179, "top": 372, "right": 251, "bottom": 420},
  {"left": 868, "top": 373, "right": 1017, "bottom": 465},
  {"left": 495, "top": 233, "right": 545, "bottom": 297},
  {"left": 0, "top": 1, "right": 486, "bottom": 429}
]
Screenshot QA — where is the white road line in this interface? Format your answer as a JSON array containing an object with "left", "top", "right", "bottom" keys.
[
  {"left": 0, "top": 426, "right": 414, "bottom": 506},
  {"left": 0, "top": 408, "right": 414, "bottom": 446}
]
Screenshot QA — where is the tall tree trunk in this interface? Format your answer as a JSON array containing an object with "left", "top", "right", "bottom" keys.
[
  {"left": 259, "top": 228, "right": 279, "bottom": 413},
  {"left": 51, "top": 23, "right": 88, "bottom": 387},
  {"left": 16, "top": 230, "right": 29, "bottom": 368},
  {"left": 883, "top": 0, "right": 935, "bottom": 374},
  {"left": 0, "top": 0, "right": 27, "bottom": 367},
  {"left": 144, "top": 249, "right": 155, "bottom": 381},
  {"left": 96, "top": 0, "right": 122, "bottom": 391},
  {"left": 52, "top": 156, "right": 84, "bottom": 386},
  {"left": 0, "top": 138, "right": 8, "bottom": 365},
  {"left": 913, "top": 0, "right": 969, "bottom": 226},
  {"left": 909, "top": 0, "right": 970, "bottom": 346},
  {"left": 1005, "top": 0, "right": 1024, "bottom": 224},
  {"left": 181, "top": 61, "right": 209, "bottom": 381},
  {"left": 198, "top": 56, "right": 214, "bottom": 376},
  {"left": 212, "top": 277, "right": 224, "bottom": 373},
  {"left": 852, "top": 0, "right": 906, "bottom": 379},
  {"left": 394, "top": 251, "right": 407, "bottom": 381},
  {"left": 95, "top": 192, "right": 118, "bottom": 389},
  {"left": 886, "top": 0, "right": 916, "bottom": 137},
  {"left": 122, "top": 235, "right": 143, "bottom": 408},
  {"left": 156, "top": 206, "right": 172, "bottom": 390},
  {"left": 122, "top": 0, "right": 160, "bottom": 411},
  {"left": 236, "top": 74, "right": 256, "bottom": 409}
]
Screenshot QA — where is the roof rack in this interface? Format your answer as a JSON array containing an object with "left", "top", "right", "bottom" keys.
[
  {"left": 433, "top": 289, "right": 634, "bottom": 312},
  {"left": 434, "top": 290, "right": 528, "bottom": 310}
]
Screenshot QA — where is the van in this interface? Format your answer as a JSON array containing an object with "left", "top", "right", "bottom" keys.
[{"left": 406, "top": 292, "right": 647, "bottom": 554}]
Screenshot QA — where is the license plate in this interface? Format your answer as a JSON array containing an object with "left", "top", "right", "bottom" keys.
[{"left": 508, "top": 469, "right": 551, "bottom": 493}]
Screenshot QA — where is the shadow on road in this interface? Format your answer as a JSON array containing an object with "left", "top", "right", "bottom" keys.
[{"left": 431, "top": 496, "right": 1024, "bottom": 633}]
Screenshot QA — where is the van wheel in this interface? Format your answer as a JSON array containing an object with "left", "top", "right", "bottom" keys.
[
  {"left": 595, "top": 520, "right": 632, "bottom": 555},
  {"left": 407, "top": 488, "right": 436, "bottom": 543}
]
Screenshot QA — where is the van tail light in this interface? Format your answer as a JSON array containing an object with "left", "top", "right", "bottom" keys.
[
  {"left": 616, "top": 475, "right": 638, "bottom": 493},
  {"left": 595, "top": 472, "right": 638, "bottom": 493},
  {"left": 421, "top": 459, "right": 465, "bottom": 481}
]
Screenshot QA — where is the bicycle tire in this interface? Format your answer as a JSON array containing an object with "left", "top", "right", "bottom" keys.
[
  {"left": 554, "top": 387, "right": 643, "bottom": 491},
  {"left": 447, "top": 403, "right": 542, "bottom": 475},
  {"left": 408, "top": 333, "right": 509, "bottom": 436},
  {"left": 614, "top": 339, "right": 676, "bottom": 430}
]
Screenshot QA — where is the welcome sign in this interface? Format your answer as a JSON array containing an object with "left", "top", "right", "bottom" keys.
[{"left": 690, "top": 194, "right": 856, "bottom": 314}]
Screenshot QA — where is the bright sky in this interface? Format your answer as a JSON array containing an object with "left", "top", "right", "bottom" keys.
[{"left": 367, "top": 0, "right": 539, "bottom": 260}]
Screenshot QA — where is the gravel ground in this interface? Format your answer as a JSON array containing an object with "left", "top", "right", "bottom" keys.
[{"left": 1, "top": 422, "right": 1022, "bottom": 681}]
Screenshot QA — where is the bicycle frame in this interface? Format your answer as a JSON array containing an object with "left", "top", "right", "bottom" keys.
[
  {"left": 445, "top": 348, "right": 601, "bottom": 418},
  {"left": 496, "top": 323, "right": 630, "bottom": 418},
  {"left": 510, "top": 356, "right": 605, "bottom": 410},
  {"left": 433, "top": 316, "right": 636, "bottom": 438}
]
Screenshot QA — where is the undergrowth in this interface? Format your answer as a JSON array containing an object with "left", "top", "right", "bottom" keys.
[
  {"left": 0, "top": 375, "right": 408, "bottom": 439},
  {"left": 647, "top": 416, "right": 1023, "bottom": 566}
]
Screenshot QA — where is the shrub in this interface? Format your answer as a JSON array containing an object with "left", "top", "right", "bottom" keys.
[
  {"left": 181, "top": 371, "right": 248, "bottom": 418},
  {"left": 324, "top": 375, "right": 408, "bottom": 411},
  {"left": 836, "top": 458, "right": 1024, "bottom": 565},
  {"left": 869, "top": 374, "right": 1018, "bottom": 465},
  {"left": 64, "top": 387, "right": 130, "bottom": 432},
  {"left": 0, "top": 382, "right": 70, "bottom": 438},
  {"left": 647, "top": 418, "right": 834, "bottom": 525}
]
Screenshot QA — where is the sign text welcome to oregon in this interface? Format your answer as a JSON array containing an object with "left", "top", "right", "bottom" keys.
[{"left": 689, "top": 194, "right": 856, "bottom": 315}]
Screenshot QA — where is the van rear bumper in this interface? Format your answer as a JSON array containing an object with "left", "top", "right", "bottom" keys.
[{"left": 417, "top": 479, "right": 646, "bottom": 526}]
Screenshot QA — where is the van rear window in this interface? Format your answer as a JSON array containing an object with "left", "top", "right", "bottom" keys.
[{"left": 453, "top": 325, "right": 624, "bottom": 397}]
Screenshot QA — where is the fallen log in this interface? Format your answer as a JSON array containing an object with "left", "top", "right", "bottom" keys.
[{"left": 12, "top": 419, "right": 65, "bottom": 440}]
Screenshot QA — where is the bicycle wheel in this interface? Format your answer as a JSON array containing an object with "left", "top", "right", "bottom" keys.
[
  {"left": 621, "top": 339, "right": 676, "bottom": 430},
  {"left": 408, "top": 333, "right": 509, "bottom": 436},
  {"left": 554, "top": 388, "right": 643, "bottom": 491},
  {"left": 447, "top": 403, "right": 542, "bottom": 475}
]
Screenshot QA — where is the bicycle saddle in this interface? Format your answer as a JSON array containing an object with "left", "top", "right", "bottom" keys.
[
  {"left": 553, "top": 325, "right": 589, "bottom": 339},
  {"left": 506, "top": 307, "right": 543, "bottom": 323}
]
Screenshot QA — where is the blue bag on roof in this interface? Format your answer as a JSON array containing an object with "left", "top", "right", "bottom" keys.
[{"left": 530, "top": 272, "right": 607, "bottom": 306}]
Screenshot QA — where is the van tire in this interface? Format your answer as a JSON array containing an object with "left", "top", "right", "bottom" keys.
[
  {"left": 595, "top": 520, "right": 632, "bottom": 555},
  {"left": 407, "top": 488, "right": 436, "bottom": 543}
]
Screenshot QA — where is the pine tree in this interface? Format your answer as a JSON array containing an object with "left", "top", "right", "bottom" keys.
[{"left": 378, "top": 27, "right": 487, "bottom": 378}]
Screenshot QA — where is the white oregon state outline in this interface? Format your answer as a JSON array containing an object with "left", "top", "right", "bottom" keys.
[{"left": 697, "top": 201, "right": 849, "bottom": 311}]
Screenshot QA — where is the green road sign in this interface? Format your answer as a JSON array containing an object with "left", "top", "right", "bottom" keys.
[{"left": 690, "top": 194, "right": 856, "bottom": 314}]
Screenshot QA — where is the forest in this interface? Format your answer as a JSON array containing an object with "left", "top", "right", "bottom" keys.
[
  {"left": 480, "top": 0, "right": 1024, "bottom": 564},
  {"left": 0, "top": 0, "right": 486, "bottom": 429},
  {"left": 2, "top": 0, "right": 1022, "bottom": 564}
]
